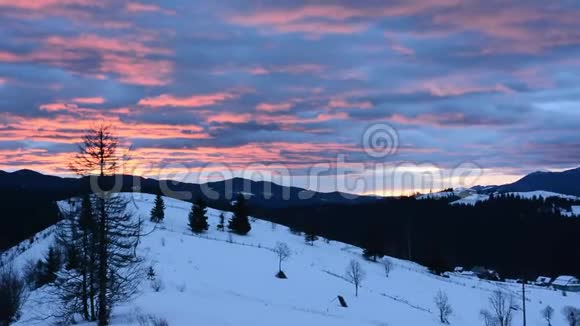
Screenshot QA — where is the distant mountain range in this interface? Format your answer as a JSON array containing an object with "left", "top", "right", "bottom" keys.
[
  {"left": 1, "top": 167, "right": 579, "bottom": 208},
  {"left": 0, "top": 169, "right": 380, "bottom": 209}
]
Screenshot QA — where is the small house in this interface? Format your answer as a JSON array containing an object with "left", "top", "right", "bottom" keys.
[
  {"left": 454, "top": 266, "right": 464, "bottom": 273},
  {"left": 535, "top": 276, "right": 552, "bottom": 286},
  {"left": 552, "top": 276, "right": 580, "bottom": 292}
]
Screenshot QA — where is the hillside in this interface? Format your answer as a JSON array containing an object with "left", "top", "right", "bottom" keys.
[{"left": 2, "top": 194, "right": 578, "bottom": 326}]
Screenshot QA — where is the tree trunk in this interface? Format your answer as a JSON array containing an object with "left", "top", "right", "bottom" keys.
[{"left": 97, "top": 195, "right": 108, "bottom": 326}]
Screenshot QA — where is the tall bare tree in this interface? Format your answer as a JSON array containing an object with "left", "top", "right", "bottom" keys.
[
  {"left": 63, "top": 125, "right": 141, "bottom": 326},
  {"left": 273, "top": 242, "right": 291, "bottom": 273},
  {"left": 480, "top": 290, "right": 514, "bottom": 326},
  {"left": 345, "top": 259, "right": 365, "bottom": 297}
]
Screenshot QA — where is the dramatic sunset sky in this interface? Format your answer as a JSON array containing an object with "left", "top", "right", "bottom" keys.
[{"left": 1, "top": 0, "right": 579, "bottom": 194}]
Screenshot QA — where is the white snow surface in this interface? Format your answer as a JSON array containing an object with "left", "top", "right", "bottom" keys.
[
  {"left": 450, "top": 194, "right": 490, "bottom": 206},
  {"left": 3, "top": 193, "right": 579, "bottom": 326},
  {"left": 504, "top": 191, "right": 579, "bottom": 200},
  {"left": 450, "top": 191, "right": 579, "bottom": 206}
]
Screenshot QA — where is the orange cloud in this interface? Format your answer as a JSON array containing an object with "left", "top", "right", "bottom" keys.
[{"left": 138, "top": 92, "right": 238, "bottom": 108}]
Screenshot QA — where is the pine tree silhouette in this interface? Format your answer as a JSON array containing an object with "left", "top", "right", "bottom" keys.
[
  {"left": 188, "top": 199, "right": 209, "bottom": 234},
  {"left": 228, "top": 194, "right": 251, "bottom": 235}
]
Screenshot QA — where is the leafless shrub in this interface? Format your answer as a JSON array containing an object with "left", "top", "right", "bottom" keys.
[
  {"left": 434, "top": 290, "right": 452, "bottom": 324},
  {"left": 137, "top": 314, "right": 170, "bottom": 326},
  {"left": 541, "top": 305, "right": 554, "bottom": 326},
  {"left": 0, "top": 265, "right": 27, "bottom": 325}
]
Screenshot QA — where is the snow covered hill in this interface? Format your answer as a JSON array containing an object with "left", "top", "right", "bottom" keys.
[{"left": 3, "top": 193, "right": 579, "bottom": 326}]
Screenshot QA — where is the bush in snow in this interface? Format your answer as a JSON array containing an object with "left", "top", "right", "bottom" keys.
[
  {"left": 434, "top": 290, "right": 452, "bottom": 324},
  {"left": 176, "top": 283, "right": 186, "bottom": 293},
  {"left": 150, "top": 278, "right": 164, "bottom": 292},
  {"left": 146, "top": 266, "right": 156, "bottom": 280},
  {"left": 0, "top": 265, "right": 27, "bottom": 325},
  {"left": 383, "top": 259, "right": 393, "bottom": 278},
  {"left": 345, "top": 259, "right": 365, "bottom": 297}
]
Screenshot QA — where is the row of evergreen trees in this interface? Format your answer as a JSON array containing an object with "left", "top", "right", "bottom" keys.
[{"left": 150, "top": 193, "right": 252, "bottom": 235}]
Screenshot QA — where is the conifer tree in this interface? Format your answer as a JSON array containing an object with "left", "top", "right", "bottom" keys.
[
  {"left": 188, "top": 198, "right": 209, "bottom": 234},
  {"left": 150, "top": 194, "right": 165, "bottom": 223},
  {"left": 304, "top": 222, "right": 318, "bottom": 246},
  {"left": 217, "top": 213, "right": 225, "bottom": 232},
  {"left": 42, "top": 246, "right": 61, "bottom": 285},
  {"left": 228, "top": 194, "right": 251, "bottom": 235}
]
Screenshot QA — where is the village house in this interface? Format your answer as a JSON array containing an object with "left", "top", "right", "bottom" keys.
[{"left": 552, "top": 275, "right": 580, "bottom": 292}]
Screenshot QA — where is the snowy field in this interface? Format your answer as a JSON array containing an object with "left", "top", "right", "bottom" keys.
[{"left": 3, "top": 193, "right": 579, "bottom": 326}]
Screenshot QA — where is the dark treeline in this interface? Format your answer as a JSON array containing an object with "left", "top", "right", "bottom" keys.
[
  {"left": 0, "top": 190, "right": 61, "bottom": 251},
  {"left": 251, "top": 195, "right": 580, "bottom": 280}
]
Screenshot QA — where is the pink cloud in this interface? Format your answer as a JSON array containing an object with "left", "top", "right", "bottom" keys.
[
  {"left": 0, "top": 0, "right": 94, "bottom": 10},
  {"left": 138, "top": 92, "right": 237, "bottom": 108},
  {"left": 390, "top": 43, "right": 415, "bottom": 56},
  {"left": 433, "top": 6, "right": 580, "bottom": 54},
  {"left": 256, "top": 102, "right": 294, "bottom": 112},
  {"left": 101, "top": 53, "right": 173, "bottom": 86},
  {"left": 398, "top": 74, "right": 514, "bottom": 97},
  {"left": 327, "top": 99, "right": 373, "bottom": 109},
  {"left": 249, "top": 64, "right": 324, "bottom": 75},
  {"left": 44, "top": 34, "right": 170, "bottom": 56},
  {"left": 71, "top": 97, "right": 106, "bottom": 104},
  {"left": 125, "top": 2, "right": 175, "bottom": 15},
  {"left": 227, "top": 2, "right": 459, "bottom": 35},
  {"left": 39, "top": 103, "right": 78, "bottom": 112},
  {"left": 206, "top": 112, "right": 253, "bottom": 124},
  {"left": 0, "top": 34, "right": 173, "bottom": 86}
]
